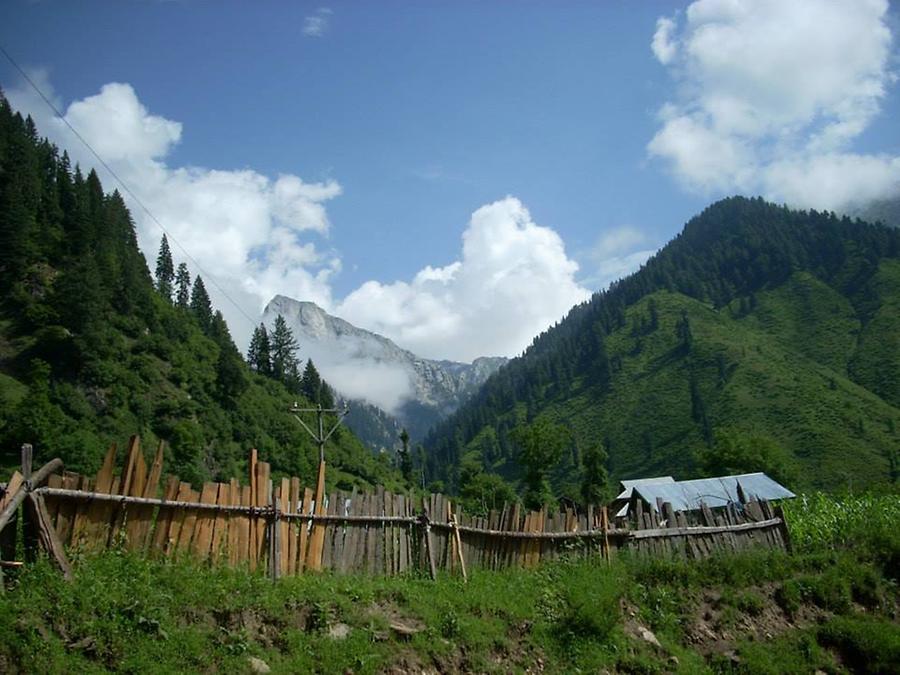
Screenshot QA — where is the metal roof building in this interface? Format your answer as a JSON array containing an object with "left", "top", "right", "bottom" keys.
[{"left": 613, "top": 472, "right": 795, "bottom": 518}]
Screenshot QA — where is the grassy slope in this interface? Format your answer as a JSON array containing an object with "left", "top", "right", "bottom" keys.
[
  {"left": 1, "top": 494, "right": 897, "bottom": 673},
  {"left": 500, "top": 277, "right": 899, "bottom": 492},
  {"left": 0, "top": 299, "right": 402, "bottom": 493}
]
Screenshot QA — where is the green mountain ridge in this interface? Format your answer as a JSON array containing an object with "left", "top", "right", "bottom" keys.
[
  {"left": 0, "top": 90, "right": 401, "bottom": 492},
  {"left": 424, "top": 197, "right": 900, "bottom": 495}
]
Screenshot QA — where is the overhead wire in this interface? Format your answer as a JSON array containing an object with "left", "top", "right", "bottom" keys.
[{"left": 0, "top": 43, "right": 259, "bottom": 331}]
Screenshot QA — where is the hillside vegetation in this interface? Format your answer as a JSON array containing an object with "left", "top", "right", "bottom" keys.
[
  {"left": 425, "top": 197, "right": 900, "bottom": 497},
  {"left": 0, "top": 90, "right": 400, "bottom": 492}
]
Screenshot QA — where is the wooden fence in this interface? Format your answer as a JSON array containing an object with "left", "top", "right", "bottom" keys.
[{"left": 0, "top": 438, "right": 791, "bottom": 581}]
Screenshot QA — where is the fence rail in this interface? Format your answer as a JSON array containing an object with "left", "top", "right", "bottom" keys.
[{"left": 0, "top": 437, "right": 791, "bottom": 580}]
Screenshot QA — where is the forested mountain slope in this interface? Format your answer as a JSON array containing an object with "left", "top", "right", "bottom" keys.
[
  {"left": 0, "top": 91, "right": 401, "bottom": 492},
  {"left": 424, "top": 197, "right": 900, "bottom": 495}
]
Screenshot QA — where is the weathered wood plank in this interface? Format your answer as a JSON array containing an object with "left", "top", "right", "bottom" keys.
[
  {"left": 150, "top": 476, "right": 180, "bottom": 556},
  {"left": 306, "top": 460, "right": 327, "bottom": 571},
  {"left": 191, "top": 482, "right": 220, "bottom": 559},
  {"left": 297, "top": 487, "right": 312, "bottom": 574},
  {"left": 287, "top": 477, "right": 300, "bottom": 575},
  {"left": 54, "top": 472, "right": 81, "bottom": 546}
]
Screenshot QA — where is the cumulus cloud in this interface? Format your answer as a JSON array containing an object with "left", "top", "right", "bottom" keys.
[
  {"left": 6, "top": 73, "right": 341, "bottom": 343},
  {"left": 336, "top": 197, "right": 592, "bottom": 362},
  {"left": 651, "top": 17, "right": 678, "bottom": 65},
  {"left": 303, "top": 7, "right": 333, "bottom": 38},
  {"left": 6, "top": 74, "right": 590, "bottom": 366},
  {"left": 648, "top": 0, "right": 900, "bottom": 211}
]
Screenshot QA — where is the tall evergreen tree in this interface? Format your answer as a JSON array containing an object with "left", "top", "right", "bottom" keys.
[
  {"left": 580, "top": 441, "right": 609, "bottom": 506},
  {"left": 510, "top": 418, "right": 572, "bottom": 510},
  {"left": 189, "top": 275, "right": 213, "bottom": 330},
  {"left": 175, "top": 262, "right": 191, "bottom": 309},
  {"left": 299, "top": 359, "right": 334, "bottom": 407},
  {"left": 675, "top": 310, "right": 693, "bottom": 354},
  {"left": 247, "top": 323, "right": 272, "bottom": 375},
  {"left": 270, "top": 315, "right": 300, "bottom": 388},
  {"left": 208, "top": 310, "right": 248, "bottom": 402},
  {"left": 155, "top": 235, "right": 175, "bottom": 301},
  {"left": 398, "top": 428, "right": 413, "bottom": 484}
]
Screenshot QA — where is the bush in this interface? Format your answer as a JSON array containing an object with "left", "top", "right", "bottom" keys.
[{"left": 818, "top": 616, "right": 900, "bottom": 675}]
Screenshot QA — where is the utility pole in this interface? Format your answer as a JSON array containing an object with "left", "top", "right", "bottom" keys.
[
  {"left": 289, "top": 403, "right": 348, "bottom": 570},
  {"left": 290, "top": 403, "right": 349, "bottom": 464}
]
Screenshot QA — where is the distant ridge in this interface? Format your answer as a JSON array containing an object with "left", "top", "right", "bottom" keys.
[{"left": 261, "top": 296, "right": 507, "bottom": 448}]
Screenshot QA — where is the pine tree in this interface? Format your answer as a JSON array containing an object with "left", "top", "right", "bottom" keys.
[
  {"left": 675, "top": 310, "right": 693, "bottom": 354},
  {"left": 270, "top": 315, "right": 300, "bottom": 387},
  {"left": 155, "top": 235, "right": 175, "bottom": 301},
  {"left": 300, "top": 358, "right": 327, "bottom": 405},
  {"left": 175, "top": 262, "right": 191, "bottom": 308},
  {"left": 190, "top": 275, "right": 213, "bottom": 330},
  {"left": 247, "top": 323, "right": 272, "bottom": 375},
  {"left": 398, "top": 428, "right": 413, "bottom": 483},
  {"left": 209, "top": 310, "right": 248, "bottom": 402},
  {"left": 510, "top": 418, "right": 571, "bottom": 510},
  {"left": 580, "top": 440, "right": 609, "bottom": 506}
]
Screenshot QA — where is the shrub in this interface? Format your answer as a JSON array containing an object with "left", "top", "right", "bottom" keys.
[{"left": 818, "top": 617, "right": 900, "bottom": 675}]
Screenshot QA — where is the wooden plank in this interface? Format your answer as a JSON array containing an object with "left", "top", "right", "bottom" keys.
[
  {"left": 236, "top": 484, "right": 252, "bottom": 566},
  {"left": 54, "top": 472, "right": 81, "bottom": 546},
  {"left": 208, "top": 483, "right": 229, "bottom": 562},
  {"left": 334, "top": 490, "right": 349, "bottom": 571},
  {"left": 226, "top": 479, "right": 241, "bottom": 567},
  {"left": 297, "top": 487, "right": 312, "bottom": 574},
  {"left": 396, "top": 494, "right": 407, "bottom": 574},
  {"left": 166, "top": 482, "right": 193, "bottom": 555},
  {"left": 355, "top": 491, "right": 369, "bottom": 574},
  {"left": 340, "top": 488, "right": 358, "bottom": 574},
  {"left": 191, "top": 482, "right": 219, "bottom": 559},
  {"left": 360, "top": 492, "right": 375, "bottom": 573},
  {"left": 375, "top": 486, "right": 386, "bottom": 575},
  {"left": 306, "top": 460, "right": 327, "bottom": 571},
  {"left": 287, "top": 477, "right": 300, "bottom": 575},
  {"left": 384, "top": 490, "right": 395, "bottom": 575},
  {"left": 149, "top": 475, "right": 179, "bottom": 556},
  {"left": 174, "top": 488, "right": 201, "bottom": 555},
  {"left": 81, "top": 443, "right": 117, "bottom": 550},
  {"left": 119, "top": 440, "right": 148, "bottom": 549},
  {"left": 45, "top": 474, "right": 63, "bottom": 526},
  {"left": 321, "top": 492, "right": 337, "bottom": 571},
  {"left": 27, "top": 493, "right": 72, "bottom": 580},
  {"left": 249, "top": 449, "right": 259, "bottom": 565},
  {"left": 130, "top": 442, "right": 164, "bottom": 551},
  {"left": 251, "top": 461, "right": 269, "bottom": 569},
  {"left": 278, "top": 478, "right": 290, "bottom": 574},
  {"left": 0, "top": 471, "right": 24, "bottom": 514}
]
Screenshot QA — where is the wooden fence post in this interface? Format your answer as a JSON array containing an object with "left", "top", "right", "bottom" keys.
[{"left": 269, "top": 496, "right": 281, "bottom": 581}]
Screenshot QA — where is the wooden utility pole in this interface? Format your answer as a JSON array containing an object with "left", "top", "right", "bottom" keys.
[{"left": 290, "top": 404, "right": 348, "bottom": 570}]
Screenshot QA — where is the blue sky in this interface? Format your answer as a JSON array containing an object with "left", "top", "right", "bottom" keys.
[{"left": 3, "top": 1, "right": 899, "bottom": 361}]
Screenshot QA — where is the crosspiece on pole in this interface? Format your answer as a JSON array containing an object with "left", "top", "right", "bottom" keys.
[{"left": 289, "top": 404, "right": 349, "bottom": 463}]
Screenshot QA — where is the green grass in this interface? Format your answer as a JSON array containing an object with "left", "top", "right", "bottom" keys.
[{"left": 1, "top": 493, "right": 897, "bottom": 673}]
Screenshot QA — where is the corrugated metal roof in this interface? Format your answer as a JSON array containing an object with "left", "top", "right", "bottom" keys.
[
  {"left": 615, "top": 476, "right": 675, "bottom": 501},
  {"left": 632, "top": 473, "right": 795, "bottom": 513},
  {"left": 621, "top": 476, "right": 675, "bottom": 489}
]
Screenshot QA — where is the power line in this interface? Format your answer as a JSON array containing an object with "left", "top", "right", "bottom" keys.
[{"left": 0, "top": 43, "right": 259, "bottom": 331}]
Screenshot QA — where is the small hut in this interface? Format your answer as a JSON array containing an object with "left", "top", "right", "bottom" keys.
[{"left": 612, "top": 472, "right": 795, "bottom": 521}]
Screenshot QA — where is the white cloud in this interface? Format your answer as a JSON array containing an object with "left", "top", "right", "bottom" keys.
[
  {"left": 651, "top": 17, "right": 678, "bottom": 65},
  {"left": 6, "top": 74, "right": 590, "bottom": 366},
  {"left": 303, "top": 7, "right": 333, "bottom": 38},
  {"left": 585, "top": 226, "right": 658, "bottom": 291},
  {"left": 336, "top": 197, "right": 592, "bottom": 362},
  {"left": 649, "top": 0, "right": 900, "bottom": 211},
  {"left": 7, "top": 74, "right": 341, "bottom": 343}
]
